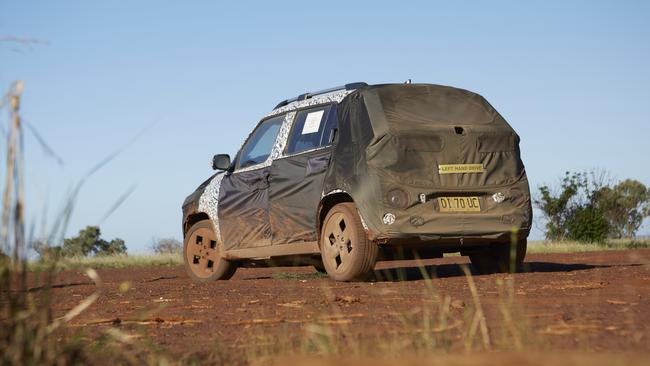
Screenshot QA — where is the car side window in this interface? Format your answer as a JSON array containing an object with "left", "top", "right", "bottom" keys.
[
  {"left": 286, "top": 104, "right": 337, "bottom": 154},
  {"left": 237, "top": 115, "right": 284, "bottom": 169}
]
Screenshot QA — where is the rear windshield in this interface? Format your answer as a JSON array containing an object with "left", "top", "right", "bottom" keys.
[{"left": 378, "top": 85, "right": 495, "bottom": 125}]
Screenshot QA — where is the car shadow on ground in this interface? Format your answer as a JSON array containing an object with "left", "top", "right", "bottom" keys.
[{"left": 372, "top": 262, "right": 616, "bottom": 282}]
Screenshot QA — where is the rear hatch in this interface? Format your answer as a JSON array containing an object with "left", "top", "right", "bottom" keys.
[{"left": 365, "top": 84, "right": 525, "bottom": 189}]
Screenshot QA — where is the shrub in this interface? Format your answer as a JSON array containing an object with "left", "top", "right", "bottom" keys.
[
  {"left": 151, "top": 237, "right": 182, "bottom": 254},
  {"left": 95, "top": 238, "right": 127, "bottom": 256},
  {"left": 564, "top": 204, "right": 610, "bottom": 243},
  {"left": 536, "top": 171, "right": 608, "bottom": 242}
]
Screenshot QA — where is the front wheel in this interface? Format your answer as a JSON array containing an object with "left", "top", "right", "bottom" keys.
[
  {"left": 320, "top": 203, "right": 378, "bottom": 281},
  {"left": 469, "top": 239, "right": 527, "bottom": 274},
  {"left": 184, "top": 220, "right": 237, "bottom": 282}
]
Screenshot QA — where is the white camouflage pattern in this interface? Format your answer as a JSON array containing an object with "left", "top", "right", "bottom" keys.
[
  {"left": 264, "top": 89, "right": 353, "bottom": 118},
  {"left": 197, "top": 173, "right": 225, "bottom": 241}
]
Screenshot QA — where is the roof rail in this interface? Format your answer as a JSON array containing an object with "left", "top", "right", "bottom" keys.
[{"left": 273, "top": 82, "right": 367, "bottom": 110}]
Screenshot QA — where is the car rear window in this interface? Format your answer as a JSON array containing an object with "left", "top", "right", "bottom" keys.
[{"left": 286, "top": 104, "right": 337, "bottom": 154}]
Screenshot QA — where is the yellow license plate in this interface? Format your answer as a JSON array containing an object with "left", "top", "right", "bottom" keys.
[{"left": 438, "top": 196, "right": 481, "bottom": 212}]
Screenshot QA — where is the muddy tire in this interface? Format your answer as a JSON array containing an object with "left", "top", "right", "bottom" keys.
[
  {"left": 320, "top": 203, "right": 378, "bottom": 281},
  {"left": 183, "top": 220, "right": 237, "bottom": 282},
  {"left": 469, "top": 239, "right": 527, "bottom": 274}
]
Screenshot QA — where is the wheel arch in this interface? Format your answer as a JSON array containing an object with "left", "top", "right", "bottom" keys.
[
  {"left": 183, "top": 212, "right": 210, "bottom": 238},
  {"left": 317, "top": 192, "right": 355, "bottom": 244}
]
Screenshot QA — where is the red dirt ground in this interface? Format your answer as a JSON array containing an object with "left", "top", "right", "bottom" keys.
[{"left": 44, "top": 250, "right": 649, "bottom": 360}]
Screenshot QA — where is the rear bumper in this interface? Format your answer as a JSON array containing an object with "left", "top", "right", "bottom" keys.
[
  {"left": 377, "top": 208, "right": 531, "bottom": 240},
  {"left": 375, "top": 230, "right": 529, "bottom": 249},
  {"left": 364, "top": 178, "right": 532, "bottom": 243}
]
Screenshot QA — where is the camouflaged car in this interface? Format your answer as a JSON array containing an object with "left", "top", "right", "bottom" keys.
[{"left": 181, "top": 82, "right": 532, "bottom": 282}]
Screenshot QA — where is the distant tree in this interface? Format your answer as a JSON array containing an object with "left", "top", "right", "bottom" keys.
[
  {"left": 62, "top": 226, "right": 102, "bottom": 257},
  {"left": 535, "top": 171, "right": 610, "bottom": 243},
  {"left": 151, "top": 238, "right": 182, "bottom": 254},
  {"left": 53, "top": 226, "right": 127, "bottom": 257},
  {"left": 594, "top": 179, "right": 650, "bottom": 238},
  {"left": 95, "top": 238, "right": 127, "bottom": 256}
]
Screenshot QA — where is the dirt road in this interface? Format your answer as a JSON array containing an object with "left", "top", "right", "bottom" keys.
[{"left": 46, "top": 250, "right": 649, "bottom": 360}]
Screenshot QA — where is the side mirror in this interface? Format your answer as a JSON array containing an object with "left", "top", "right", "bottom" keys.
[{"left": 212, "top": 154, "right": 231, "bottom": 171}]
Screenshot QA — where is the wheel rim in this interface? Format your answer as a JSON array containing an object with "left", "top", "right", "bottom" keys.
[
  {"left": 185, "top": 226, "right": 221, "bottom": 279},
  {"left": 322, "top": 211, "right": 356, "bottom": 273}
]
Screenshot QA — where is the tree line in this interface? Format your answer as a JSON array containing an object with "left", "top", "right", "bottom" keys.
[
  {"left": 35, "top": 226, "right": 127, "bottom": 258},
  {"left": 33, "top": 226, "right": 183, "bottom": 258}
]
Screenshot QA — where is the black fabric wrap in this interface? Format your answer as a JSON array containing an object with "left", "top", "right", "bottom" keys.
[
  {"left": 325, "top": 83, "right": 531, "bottom": 240},
  {"left": 269, "top": 149, "right": 332, "bottom": 245},
  {"left": 218, "top": 168, "right": 272, "bottom": 250}
]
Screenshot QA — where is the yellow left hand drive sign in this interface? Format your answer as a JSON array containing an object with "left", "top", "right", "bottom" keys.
[{"left": 438, "top": 164, "right": 484, "bottom": 174}]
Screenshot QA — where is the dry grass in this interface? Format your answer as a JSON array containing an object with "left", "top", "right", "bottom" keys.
[
  {"left": 28, "top": 252, "right": 182, "bottom": 271},
  {"left": 1, "top": 81, "right": 91, "bottom": 365},
  {"left": 24, "top": 239, "right": 647, "bottom": 271},
  {"left": 527, "top": 239, "right": 649, "bottom": 254},
  {"left": 262, "top": 353, "right": 649, "bottom": 366},
  {"left": 1, "top": 82, "right": 171, "bottom": 365}
]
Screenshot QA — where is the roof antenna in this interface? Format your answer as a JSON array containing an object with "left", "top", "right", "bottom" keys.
[{"left": 404, "top": 79, "right": 412, "bottom": 84}]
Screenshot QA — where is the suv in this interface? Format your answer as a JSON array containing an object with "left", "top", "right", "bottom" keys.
[{"left": 182, "top": 82, "right": 532, "bottom": 282}]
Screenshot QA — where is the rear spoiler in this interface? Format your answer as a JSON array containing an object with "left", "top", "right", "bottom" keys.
[{"left": 273, "top": 82, "right": 367, "bottom": 110}]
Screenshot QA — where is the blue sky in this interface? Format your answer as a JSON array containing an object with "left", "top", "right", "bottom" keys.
[{"left": 1, "top": 0, "right": 649, "bottom": 252}]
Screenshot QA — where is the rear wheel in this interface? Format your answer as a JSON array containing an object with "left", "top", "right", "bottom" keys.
[
  {"left": 184, "top": 220, "right": 237, "bottom": 282},
  {"left": 469, "top": 239, "right": 527, "bottom": 274},
  {"left": 313, "top": 263, "right": 327, "bottom": 273},
  {"left": 320, "top": 203, "right": 378, "bottom": 281}
]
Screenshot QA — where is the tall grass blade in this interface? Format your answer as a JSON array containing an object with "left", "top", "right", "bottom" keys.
[
  {"left": 97, "top": 183, "right": 136, "bottom": 224},
  {"left": 460, "top": 264, "right": 492, "bottom": 351},
  {"left": 23, "top": 119, "right": 65, "bottom": 166}
]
